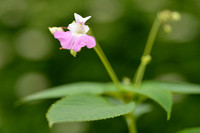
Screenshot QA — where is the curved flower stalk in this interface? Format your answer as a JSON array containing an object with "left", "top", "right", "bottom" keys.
[
  {"left": 49, "top": 13, "right": 96, "bottom": 56},
  {"left": 49, "top": 13, "right": 120, "bottom": 89}
]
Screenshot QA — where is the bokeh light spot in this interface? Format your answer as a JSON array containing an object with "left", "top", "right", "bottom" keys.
[
  {"left": 155, "top": 73, "right": 187, "bottom": 82},
  {"left": 89, "top": 0, "right": 124, "bottom": 23},
  {"left": 15, "top": 29, "right": 53, "bottom": 61},
  {"left": 0, "top": 0, "right": 28, "bottom": 27},
  {"left": 15, "top": 72, "right": 50, "bottom": 97}
]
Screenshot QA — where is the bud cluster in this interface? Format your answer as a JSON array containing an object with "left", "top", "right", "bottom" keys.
[{"left": 157, "top": 10, "right": 181, "bottom": 33}]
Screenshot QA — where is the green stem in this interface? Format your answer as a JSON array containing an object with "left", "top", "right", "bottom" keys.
[
  {"left": 133, "top": 16, "right": 161, "bottom": 88},
  {"left": 94, "top": 43, "right": 120, "bottom": 90},
  {"left": 125, "top": 113, "right": 137, "bottom": 133},
  {"left": 133, "top": 62, "right": 147, "bottom": 88},
  {"left": 143, "top": 17, "right": 161, "bottom": 56}
]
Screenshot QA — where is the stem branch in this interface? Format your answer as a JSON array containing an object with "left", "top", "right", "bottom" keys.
[
  {"left": 143, "top": 17, "right": 161, "bottom": 56},
  {"left": 125, "top": 113, "right": 137, "bottom": 133},
  {"left": 133, "top": 16, "right": 161, "bottom": 88}
]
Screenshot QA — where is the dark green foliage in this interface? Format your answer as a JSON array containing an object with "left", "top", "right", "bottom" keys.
[{"left": 0, "top": 0, "right": 200, "bottom": 132}]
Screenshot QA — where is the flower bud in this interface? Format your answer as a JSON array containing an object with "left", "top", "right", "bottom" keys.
[
  {"left": 158, "top": 10, "right": 171, "bottom": 22},
  {"left": 163, "top": 24, "right": 172, "bottom": 33},
  {"left": 70, "top": 49, "right": 77, "bottom": 57},
  {"left": 122, "top": 77, "right": 131, "bottom": 85},
  {"left": 141, "top": 55, "right": 152, "bottom": 64},
  {"left": 171, "top": 12, "right": 181, "bottom": 21},
  {"left": 158, "top": 10, "right": 181, "bottom": 23},
  {"left": 48, "top": 27, "right": 64, "bottom": 35}
]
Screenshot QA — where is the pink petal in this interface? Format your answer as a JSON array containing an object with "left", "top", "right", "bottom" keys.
[
  {"left": 72, "top": 35, "right": 96, "bottom": 52},
  {"left": 54, "top": 31, "right": 75, "bottom": 50}
]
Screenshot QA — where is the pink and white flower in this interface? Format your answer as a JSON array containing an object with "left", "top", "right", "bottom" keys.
[{"left": 49, "top": 13, "right": 96, "bottom": 52}]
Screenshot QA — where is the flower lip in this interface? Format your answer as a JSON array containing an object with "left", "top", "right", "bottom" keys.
[{"left": 54, "top": 31, "right": 96, "bottom": 52}]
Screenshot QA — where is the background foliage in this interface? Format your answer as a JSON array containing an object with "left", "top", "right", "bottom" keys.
[{"left": 0, "top": 0, "right": 200, "bottom": 133}]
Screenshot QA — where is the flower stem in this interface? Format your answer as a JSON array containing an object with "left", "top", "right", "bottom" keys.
[
  {"left": 133, "top": 16, "right": 161, "bottom": 88},
  {"left": 94, "top": 43, "right": 121, "bottom": 90},
  {"left": 143, "top": 17, "right": 161, "bottom": 56},
  {"left": 125, "top": 113, "right": 137, "bottom": 133}
]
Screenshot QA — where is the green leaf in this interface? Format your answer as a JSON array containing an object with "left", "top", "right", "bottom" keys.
[
  {"left": 124, "top": 85, "right": 172, "bottom": 119},
  {"left": 143, "top": 81, "right": 200, "bottom": 94},
  {"left": 47, "top": 95, "right": 135, "bottom": 126},
  {"left": 22, "top": 82, "right": 117, "bottom": 102},
  {"left": 22, "top": 80, "right": 200, "bottom": 103},
  {"left": 177, "top": 127, "right": 200, "bottom": 133},
  {"left": 135, "top": 87, "right": 172, "bottom": 119}
]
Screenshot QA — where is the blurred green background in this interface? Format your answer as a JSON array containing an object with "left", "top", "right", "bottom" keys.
[{"left": 0, "top": 0, "right": 200, "bottom": 133}]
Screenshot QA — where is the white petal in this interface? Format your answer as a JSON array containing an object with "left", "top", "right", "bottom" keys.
[
  {"left": 68, "top": 22, "right": 79, "bottom": 34},
  {"left": 74, "top": 13, "right": 91, "bottom": 24},
  {"left": 74, "top": 13, "right": 83, "bottom": 24},
  {"left": 68, "top": 22, "right": 90, "bottom": 35},
  {"left": 81, "top": 16, "right": 91, "bottom": 24},
  {"left": 83, "top": 25, "right": 90, "bottom": 34}
]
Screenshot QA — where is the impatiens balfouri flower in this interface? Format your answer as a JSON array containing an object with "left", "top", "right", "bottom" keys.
[{"left": 49, "top": 13, "right": 96, "bottom": 54}]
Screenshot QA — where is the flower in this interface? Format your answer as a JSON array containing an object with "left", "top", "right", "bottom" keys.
[{"left": 49, "top": 13, "right": 96, "bottom": 52}]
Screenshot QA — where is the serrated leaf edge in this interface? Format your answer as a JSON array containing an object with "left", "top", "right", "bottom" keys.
[{"left": 46, "top": 96, "right": 135, "bottom": 127}]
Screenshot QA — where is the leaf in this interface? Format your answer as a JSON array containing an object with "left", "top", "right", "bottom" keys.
[
  {"left": 22, "top": 82, "right": 117, "bottom": 102},
  {"left": 143, "top": 81, "right": 200, "bottom": 94},
  {"left": 47, "top": 95, "right": 135, "bottom": 126},
  {"left": 135, "top": 87, "right": 172, "bottom": 119},
  {"left": 22, "top": 80, "right": 200, "bottom": 103},
  {"left": 177, "top": 127, "right": 200, "bottom": 133},
  {"left": 124, "top": 85, "right": 172, "bottom": 119}
]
